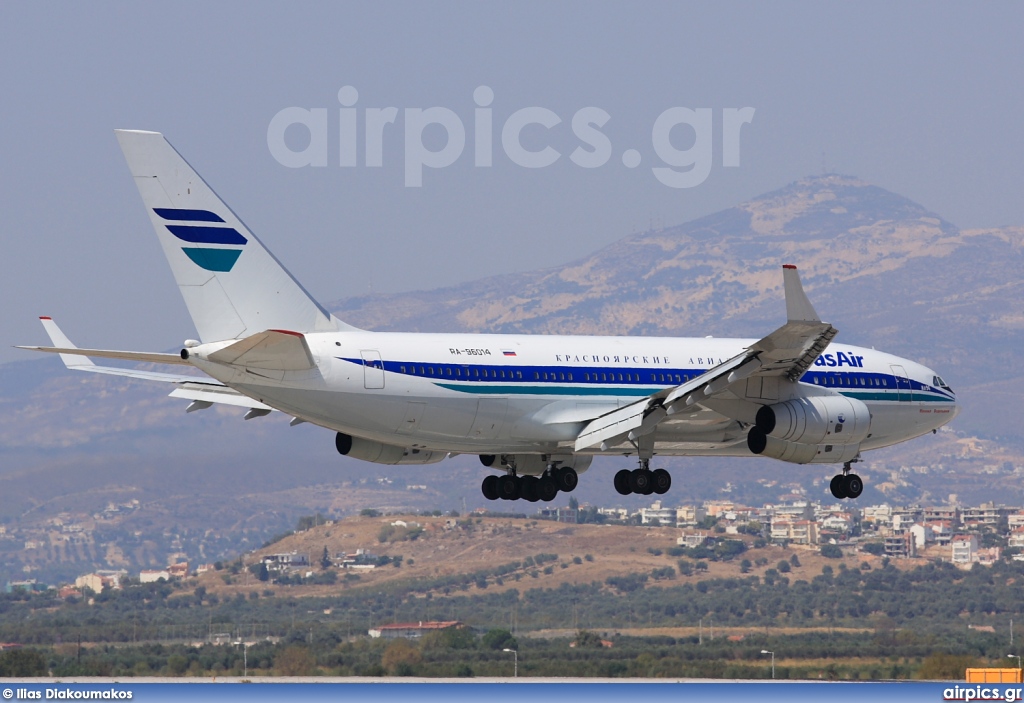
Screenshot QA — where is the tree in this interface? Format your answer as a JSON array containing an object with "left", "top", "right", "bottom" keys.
[
  {"left": 777, "top": 560, "right": 791, "bottom": 573},
  {"left": 382, "top": 639, "right": 421, "bottom": 675},
  {"left": 167, "top": 654, "right": 188, "bottom": 676},
  {"left": 573, "top": 630, "right": 605, "bottom": 648},
  {"left": 296, "top": 513, "right": 328, "bottom": 531},
  {"left": 422, "top": 627, "right": 477, "bottom": 651},
  {"left": 320, "top": 546, "right": 331, "bottom": 570},
  {"left": 275, "top": 645, "right": 315, "bottom": 676},
  {"left": 482, "top": 629, "right": 517, "bottom": 651},
  {"left": 0, "top": 649, "right": 47, "bottom": 676},
  {"left": 916, "top": 654, "right": 979, "bottom": 680},
  {"left": 740, "top": 559, "right": 752, "bottom": 574},
  {"left": 789, "top": 553, "right": 801, "bottom": 567},
  {"left": 821, "top": 544, "right": 843, "bottom": 559}
]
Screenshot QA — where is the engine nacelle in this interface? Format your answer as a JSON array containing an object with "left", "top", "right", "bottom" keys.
[
  {"left": 479, "top": 453, "right": 593, "bottom": 476},
  {"left": 336, "top": 433, "right": 445, "bottom": 465},
  {"left": 756, "top": 395, "right": 871, "bottom": 446},
  {"left": 747, "top": 428, "right": 861, "bottom": 465}
]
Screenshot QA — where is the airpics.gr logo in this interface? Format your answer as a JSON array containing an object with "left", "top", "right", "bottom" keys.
[{"left": 153, "top": 208, "right": 247, "bottom": 272}]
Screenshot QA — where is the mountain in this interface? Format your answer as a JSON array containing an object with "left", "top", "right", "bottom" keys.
[
  {"left": 1, "top": 174, "right": 1022, "bottom": 584},
  {"left": 329, "top": 175, "right": 1023, "bottom": 439}
]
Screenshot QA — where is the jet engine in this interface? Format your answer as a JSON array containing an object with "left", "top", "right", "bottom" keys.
[
  {"left": 755, "top": 395, "right": 870, "bottom": 446},
  {"left": 335, "top": 432, "right": 445, "bottom": 465},
  {"left": 479, "top": 453, "right": 593, "bottom": 475},
  {"left": 746, "top": 428, "right": 861, "bottom": 465}
]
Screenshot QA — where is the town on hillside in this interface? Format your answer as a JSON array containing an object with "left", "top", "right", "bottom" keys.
[{"left": 6, "top": 494, "right": 1020, "bottom": 597}]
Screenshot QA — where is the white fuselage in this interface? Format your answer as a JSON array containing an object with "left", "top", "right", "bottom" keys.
[{"left": 189, "top": 330, "right": 958, "bottom": 459}]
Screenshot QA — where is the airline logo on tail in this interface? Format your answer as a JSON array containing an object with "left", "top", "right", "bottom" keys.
[{"left": 154, "top": 208, "right": 247, "bottom": 272}]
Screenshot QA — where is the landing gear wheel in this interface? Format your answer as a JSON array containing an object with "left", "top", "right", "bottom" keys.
[
  {"left": 481, "top": 475, "right": 499, "bottom": 501},
  {"left": 630, "top": 468, "right": 653, "bottom": 495},
  {"left": 614, "top": 469, "right": 632, "bottom": 496},
  {"left": 829, "top": 474, "right": 848, "bottom": 500},
  {"left": 537, "top": 475, "right": 559, "bottom": 502},
  {"left": 651, "top": 469, "right": 672, "bottom": 495},
  {"left": 844, "top": 473, "right": 863, "bottom": 499},
  {"left": 520, "top": 476, "right": 540, "bottom": 502},
  {"left": 554, "top": 466, "right": 579, "bottom": 493},
  {"left": 497, "top": 474, "right": 520, "bottom": 501}
]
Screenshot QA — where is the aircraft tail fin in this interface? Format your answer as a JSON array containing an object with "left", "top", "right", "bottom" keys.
[{"left": 114, "top": 130, "right": 354, "bottom": 342}]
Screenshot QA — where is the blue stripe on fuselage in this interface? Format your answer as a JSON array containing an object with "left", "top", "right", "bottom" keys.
[{"left": 335, "top": 356, "right": 955, "bottom": 402}]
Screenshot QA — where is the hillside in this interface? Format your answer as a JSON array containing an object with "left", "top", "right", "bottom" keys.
[{"left": 193, "top": 514, "right": 878, "bottom": 623}]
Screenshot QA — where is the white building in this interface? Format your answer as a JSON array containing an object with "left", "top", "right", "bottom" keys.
[
  {"left": 951, "top": 535, "right": 978, "bottom": 564},
  {"left": 909, "top": 524, "right": 933, "bottom": 549},
  {"left": 139, "top": 569, "right": 171, "bottom": 583},
  {"left": 641, "top": 501, "right": 678, "bottom": 526}
]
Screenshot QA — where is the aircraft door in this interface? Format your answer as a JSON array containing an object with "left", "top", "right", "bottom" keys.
[
  {"left": 889, "top": 365, "right": 909, "bottom": 402},
  {"left": 361, "top": 350, "right": 385, "bottom": 389}
]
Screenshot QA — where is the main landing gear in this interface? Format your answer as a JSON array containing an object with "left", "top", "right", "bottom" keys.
[
  {"left": 613, "top": 459, "right": 672, "bottom": 497},
  {"left": 480, "top": 462, "right": 578, "bottom": 503},
  {"left": 829, "top": 460, "right": 864, "bottom": 500}
]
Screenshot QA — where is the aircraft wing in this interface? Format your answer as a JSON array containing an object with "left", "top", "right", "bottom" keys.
[{"left": 574, "top": 265, "right": 836, "bottom": 451}]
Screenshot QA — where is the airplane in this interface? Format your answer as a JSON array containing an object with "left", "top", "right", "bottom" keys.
[{"left": 19, "top": 130, "right": 959, "bottom": 503}]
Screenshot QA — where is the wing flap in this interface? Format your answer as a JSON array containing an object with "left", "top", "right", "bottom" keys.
[
  {"left": 574, "top": 352, "right": 759, "bottom": 451},
  {"left": 169, "top": 383, "right": 272, "bottom": 410}
]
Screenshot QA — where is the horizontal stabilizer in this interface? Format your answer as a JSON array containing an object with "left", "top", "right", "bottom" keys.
[
  {"left": 18, "top": 317, "right": 194, "bottom": 376},
  {"left": 207, "top": 329, "right": 315, "bottom": 371},
  {"left": 18, "top": 344, "right": 190, "bottom": 366}
]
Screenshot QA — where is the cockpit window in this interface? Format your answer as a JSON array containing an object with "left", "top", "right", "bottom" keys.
[{"left": 933, "top": 375, "right": 953, "bottom": 391}]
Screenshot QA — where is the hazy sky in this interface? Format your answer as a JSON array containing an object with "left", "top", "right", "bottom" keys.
[{"left": 3, "top": 2, "right": 1022, "bottom": 364}]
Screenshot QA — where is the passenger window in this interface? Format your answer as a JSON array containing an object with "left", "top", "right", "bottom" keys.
[
  {"left": 517, "top": 371, "right": 522, "bottom": 379},
  {"left": 568, "top": 372, "right": 573, "bottom": 381},
  {"left": 584, "top": 373, "right": 590, "bottom": 381},
  {"left": 618, "top": 373, "right": 624, "bottom": 382},
  {"left": 559, "top": 373, "right": 565, "bottom": 381},
  {"left": 473, "top": 368, "right": 479, "bottom": 378},
  {"left": 601, "top": 373, "right": 607, "bottom": 381},
  {"left": 400, "top": 366, "right": 406, "bottom": 374}
]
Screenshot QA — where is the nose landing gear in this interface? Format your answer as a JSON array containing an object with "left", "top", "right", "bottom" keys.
[{"left": 829, "top": 460, "right": 864, "bottom": 500}]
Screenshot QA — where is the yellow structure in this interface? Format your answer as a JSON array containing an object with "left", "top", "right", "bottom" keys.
[{"left": 966, "top": 668, "right": 1023, "bottom": 683}]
